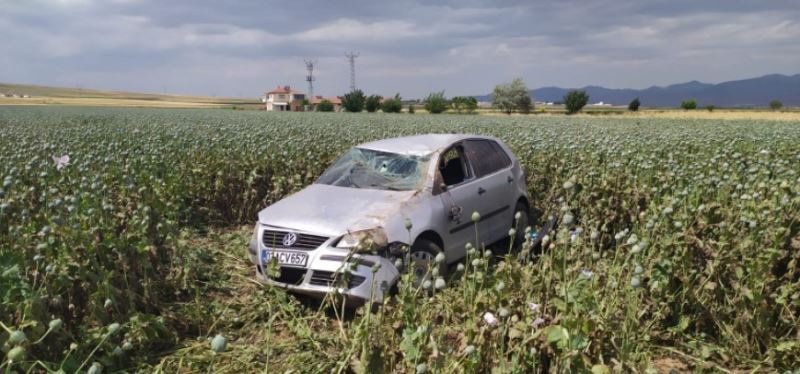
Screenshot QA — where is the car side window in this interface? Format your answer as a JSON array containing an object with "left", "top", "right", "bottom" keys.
[
  {"left": 489, "top": 141, "right": 512, "bottom": 168},
  {"left": 438, "top": 145, "right": 472, "bottom": 186},
  {"left": 463, "top": 140, "right": 511, "bottom": 178}
]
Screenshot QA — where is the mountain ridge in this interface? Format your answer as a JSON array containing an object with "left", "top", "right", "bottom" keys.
[{"left": 475, "top": 73, "right": 800, "bottom": 107}]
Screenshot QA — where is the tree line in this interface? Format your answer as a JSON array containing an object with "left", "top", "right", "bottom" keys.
[{"left": 324, "top": 80, "right": 787, "bottom": 114}]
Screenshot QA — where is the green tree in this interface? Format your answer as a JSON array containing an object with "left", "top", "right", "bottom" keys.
[
  {"left": 705, "top": 104, "right": 715, "bottom": 112},
  {"left": 342, "top": 89, "right": 366, "bottom": 112},
  {"left": 451, "top": 96, "right": 478, "bottom": 113},
  {"left": 492, "top": 78, "right": 532, "bottom": 114},
  {"left": 769, "top": 100, "right": 783, "bottom": 110},
  {"left": 628, "top": 97, "right": 640, "bottom": 112},
  {"left": 408, "top": 103, "right": 415, "bottom": 114},
  {"left": 680, "top": 99, "right": 697, "bottom": 110},
  {"left": 316, "top": 100, "right": 334, "bottom": 112},
  {"left": 563, "top": 90, "right": 589, "bottom": 114},
  {"left": 365, "top": 95, "right": 382, "bottom": 113},
  {"left": 424, "top": 91, "right": 449, "bottom": 114},
  {"left": 381, "top": 94, "right": 403, "bottom": 113}
]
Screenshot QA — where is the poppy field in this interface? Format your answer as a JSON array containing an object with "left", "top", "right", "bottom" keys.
[{"left": 1, "top": 106, "right": 799, "bottom": 372}]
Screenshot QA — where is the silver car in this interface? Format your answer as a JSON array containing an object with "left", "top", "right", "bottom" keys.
[{"left": 248, "top": 134, "right": 531, "bottom": 303}]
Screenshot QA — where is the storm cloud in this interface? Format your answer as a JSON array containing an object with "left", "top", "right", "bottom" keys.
[{"left": 1, "top": 0, "right": 798, "bottom": 98}]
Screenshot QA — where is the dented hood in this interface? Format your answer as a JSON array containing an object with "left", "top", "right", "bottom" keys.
[{"left": 257, "top": 183, "right": 416, "bottom": 237}]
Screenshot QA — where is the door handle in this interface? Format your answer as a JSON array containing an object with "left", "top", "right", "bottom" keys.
[
  {"left": 507, "top": 176, "right": 514, "bottom": 183},
  {"left": 478, "top": 187, "right": 486, "bottom": 195}
]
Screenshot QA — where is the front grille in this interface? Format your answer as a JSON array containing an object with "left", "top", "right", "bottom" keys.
[
  {"left": 309, "top": 270, "right": 336, "bottom": 286},
  {"left": 257, "top": 265, "right": 307, "bottom": 285},
  {"left": 261, "top": 230, "right": 329, "bottom": 250},
  {"left": 279, "top": 267, "right": 308, "bottom": 285},
  {"left": 309, "top": 270, "right": 366, "bottom": 289}
]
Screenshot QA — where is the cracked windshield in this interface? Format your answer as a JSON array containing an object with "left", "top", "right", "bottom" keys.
[{"left": 317, "top": 148, "right": 428, "bottom": 191}]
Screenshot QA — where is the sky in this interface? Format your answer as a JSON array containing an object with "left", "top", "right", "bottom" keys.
[{"left": 1, "top": 0, "right": 799, "bottom": 99}]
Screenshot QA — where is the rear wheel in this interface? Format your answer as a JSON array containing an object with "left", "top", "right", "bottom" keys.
[{"left": 409, "top": 238, "right": 447, "bottom": 288}]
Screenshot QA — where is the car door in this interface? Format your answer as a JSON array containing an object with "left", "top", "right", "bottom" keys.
[
  {"left": 434, "top": 144, "right": 485, "bottom": 260},
  {"left": 461, "top": 139, "right": 516, "bottom": 244}
]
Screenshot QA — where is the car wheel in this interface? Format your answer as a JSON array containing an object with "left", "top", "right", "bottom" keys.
[
  {"left": 409, "top": 238, "right": 447, "bottom": 289},
  {"left": 512, "top": 201, "right": 530, "bottom": 249}
]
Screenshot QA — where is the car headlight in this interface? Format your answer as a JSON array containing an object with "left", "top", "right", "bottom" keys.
[
  {"left": 336, "top": 228, "right": 388, "bottom": 253},
  {"left": 249, "top": 224, "right": 259, "bottom": 256}
]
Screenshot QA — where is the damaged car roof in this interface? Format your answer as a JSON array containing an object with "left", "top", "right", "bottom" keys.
[{"left": 357, "top": 134, "right": 472, "bottom": 156}]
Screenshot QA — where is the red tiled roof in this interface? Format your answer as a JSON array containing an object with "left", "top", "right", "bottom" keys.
[{"left": 266, "top": 85, "right": 303, "bottom": 94}]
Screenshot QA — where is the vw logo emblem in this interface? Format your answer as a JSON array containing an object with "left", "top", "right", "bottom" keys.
[{"left": 282, "top": 232, "right": 298, "bottom": 247}]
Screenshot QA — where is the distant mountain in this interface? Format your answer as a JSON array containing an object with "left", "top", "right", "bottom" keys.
[{"left": 475, "top": 74, "right": 800, "bottom": 107}]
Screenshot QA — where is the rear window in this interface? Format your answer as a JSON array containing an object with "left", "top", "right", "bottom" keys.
[{"left": 463, "top": 140, "right": 512, "bottom": 178}]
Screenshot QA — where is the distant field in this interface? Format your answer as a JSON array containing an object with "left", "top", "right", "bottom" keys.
[
  {"left": 475, "top": 106, "right": 800, "bottom": 121},
  {"left": 3, "top": 82, "right": 798, "bottom": 120},
  {"left": 0, "top": 82, "right": 261, "bottom": 109}
]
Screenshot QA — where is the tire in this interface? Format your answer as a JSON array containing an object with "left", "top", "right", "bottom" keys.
[
  {"left": 409, "top": 238, "right": 447, "bottom": 289},
  {"left": 512, "top": 201, "right": 530, "bottom": 249}
]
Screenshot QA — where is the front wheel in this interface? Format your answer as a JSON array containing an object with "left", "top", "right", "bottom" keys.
[{"left": 409, "top": 239, "right": 447, "bottom": 289}]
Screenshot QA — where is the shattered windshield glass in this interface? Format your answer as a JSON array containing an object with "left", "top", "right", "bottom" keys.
[{"left": 316, "top": 148, "right": 428, "bottom": 191}]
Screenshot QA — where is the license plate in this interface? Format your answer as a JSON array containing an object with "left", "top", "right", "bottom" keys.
[{"left": 261, "top": 250, "right": 308, "bottom": 268}]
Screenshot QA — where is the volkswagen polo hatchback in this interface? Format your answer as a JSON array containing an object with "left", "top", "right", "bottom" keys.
[{"left": 248, "top": 134, "right": 531, "bottom": 302}]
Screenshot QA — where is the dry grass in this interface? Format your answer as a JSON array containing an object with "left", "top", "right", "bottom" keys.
[
  {"left": 624, "top": 109, "right": 800, "bottom": 121},
  {"left": 0, "top": 96, "right": 236, "bottom": 108},
  {"left": 0, "top": 82, "right": 261, "bottom": 109}
]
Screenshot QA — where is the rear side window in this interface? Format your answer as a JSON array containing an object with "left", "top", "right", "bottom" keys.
[
  {"left": 489, "top": 141, "right": 512, "bottom": 168},
  {"left": 463, "top": 140, "right": 512, "bottom": 178}
]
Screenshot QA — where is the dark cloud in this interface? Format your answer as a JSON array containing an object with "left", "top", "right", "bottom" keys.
[{"left": 0, "top": 0, "right": 798, "bottom": 98}]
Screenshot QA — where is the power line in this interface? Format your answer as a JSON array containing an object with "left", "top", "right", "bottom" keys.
[{"left": 344, "top": 51, "right": 359, "bottom": 92}]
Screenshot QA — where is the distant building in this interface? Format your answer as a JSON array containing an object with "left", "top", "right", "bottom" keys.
[
  {"left": 310, "top": 96, "right": 343, "bottom": 112},
  {"left": 264, "top": 85, "right": 305, "bottom": 111}
]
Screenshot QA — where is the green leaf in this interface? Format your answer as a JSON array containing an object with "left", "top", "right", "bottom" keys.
[
  {"left": 677, "top": 316, "right": 689, "bottom": 332},
  {"left": 544, "top": 325, "right": 568, "bottom": 344},
  {"left": 550, "top": 297, "right": 566, "bottom": 312},
  {"left": 775, "top": 340, "right": 799, "bottom": 352},
  {"left": 700, "top": 345, "right": 711, "bottom": 359},
  {"left": 570, "top": 332, "right": 587, "bottom": 349}
]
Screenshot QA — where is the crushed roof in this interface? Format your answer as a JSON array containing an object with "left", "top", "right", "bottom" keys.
[{"left": 357, "top": 134, "right": 475, "bottom": 156}]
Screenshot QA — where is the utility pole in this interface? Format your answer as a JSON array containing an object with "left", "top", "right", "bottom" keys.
[
  {"left": 345, "top": 51, "right": 359, "bottom": 92},
  {"left": 304, "top": 59, "right": 316, "bottom": 99}
]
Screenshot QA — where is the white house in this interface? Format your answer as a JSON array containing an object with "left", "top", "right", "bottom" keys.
[{"left": 264, "top": 86, "right": 305, "bottom": 111}]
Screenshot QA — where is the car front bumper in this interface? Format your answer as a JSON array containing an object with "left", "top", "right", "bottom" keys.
[{"left": 249, "top": 240, "right": 400, "bottom": 303}]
